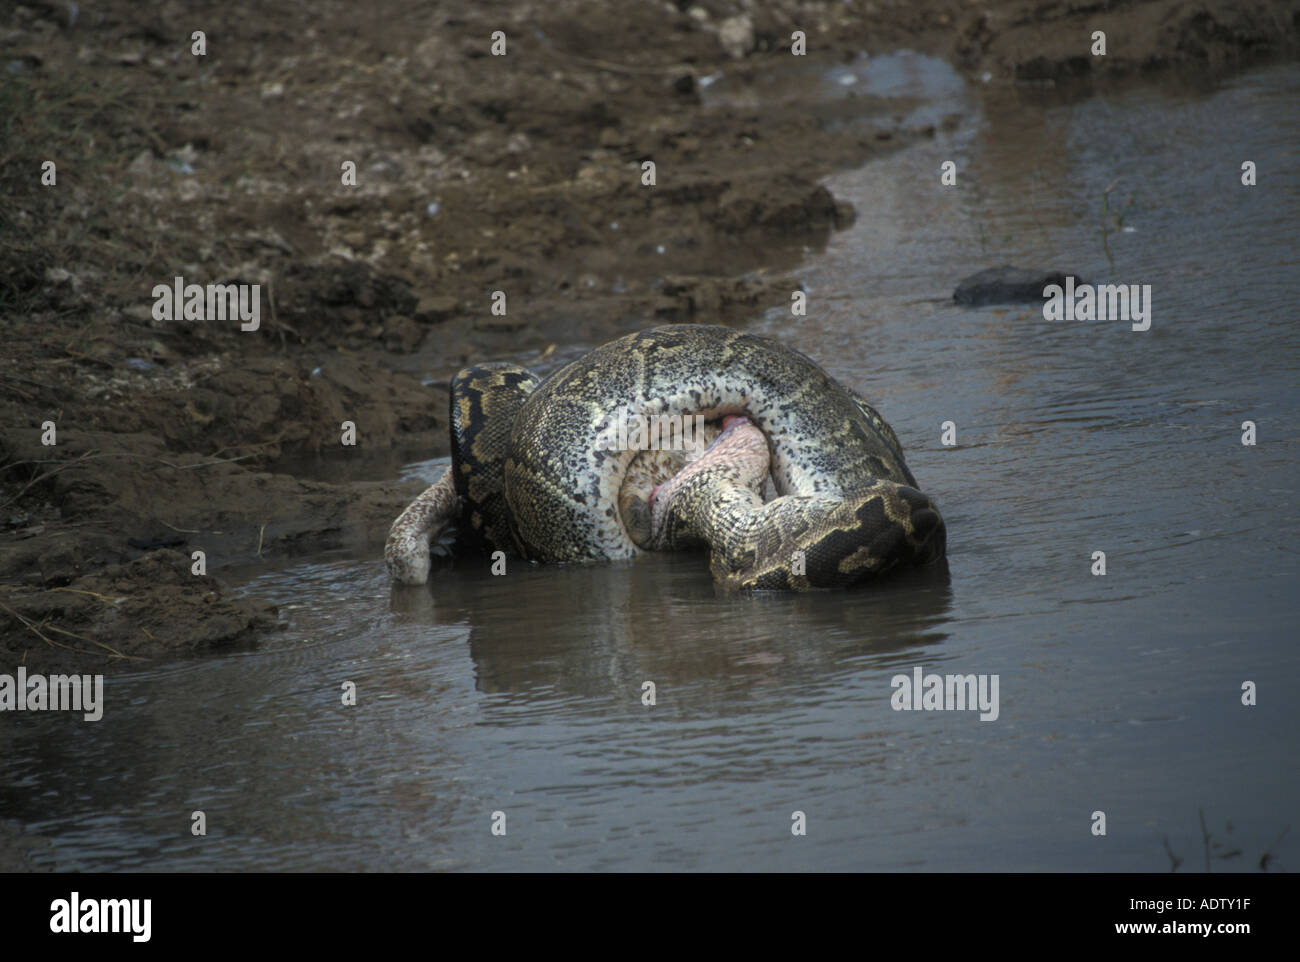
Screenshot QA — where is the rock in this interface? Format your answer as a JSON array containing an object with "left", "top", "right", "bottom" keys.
[
  {"left": 413, "top": 295, "right": 458, "bottom": 322},
  {"left": 718, "top": 15, "right": 754, "bottom": 59},
  {"left": 953, "top": 266, "right": 1081, "bottom": 306},
  {"left": 127, "top": 150, "right": 156, "bottom": 175}
]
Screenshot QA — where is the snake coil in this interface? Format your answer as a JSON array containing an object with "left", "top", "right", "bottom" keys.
[{"left": 386, "top": 324, "right": 945, "bottom": 589}]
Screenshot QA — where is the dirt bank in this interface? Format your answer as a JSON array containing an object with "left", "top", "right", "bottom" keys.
[{"left": 2, "top": 0, "right": 1295, "bottom": 672}]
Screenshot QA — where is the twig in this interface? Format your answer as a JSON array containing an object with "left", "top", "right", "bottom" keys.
[
  {"left": 205, "top": 435, "right": 287, "bottom": 460},
  {"left": 43, "top": 623, "right": 139, "bottom": 660},
  {"left": 1199, "top": 808, "right": 1211, "bottom": 873},
  {"left": 160, "top": 520, "right": 202, "bottom": 534},
  {"left": 49, "top": 587, "right": 121, "bottom": 604},
  {"left": 62, "top": 347, "right": 117, "bottom": 368},
  {"left": 1100, "top": 178, "right": 1120, "bottom": 267},
  {"left": 1260, "top": 826, "right": 1289, "bottom": 871},
  {"left": 0, "top": 451, "right": 259, "bottom": 510},
  {"left": 0, "top": 450, "right": 97, "bottom": 509},
  {"left": 553, "top": 51, "right": 693, "bottom": 76},
  {"left": 0, "top": 600, "right": 76, "bottom": 652},
  {"left": 177, "top": 452, "right": 258, "bottom": 469},
  {"left": 1160, "top": 836, "right": 1183, "bottom": 873}
]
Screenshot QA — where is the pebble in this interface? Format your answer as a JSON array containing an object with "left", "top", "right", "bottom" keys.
[{"left": 717, "top": 15, "right": 754, "bottom": 59}]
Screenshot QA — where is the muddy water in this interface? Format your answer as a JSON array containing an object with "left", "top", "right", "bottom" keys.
[{"left": 5, "top": 59, "right": 1298, "bottom": 871}]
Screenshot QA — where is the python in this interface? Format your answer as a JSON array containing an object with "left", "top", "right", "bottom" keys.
[{"left": 386, "top": 325, "right": 945, "bottom": 590}]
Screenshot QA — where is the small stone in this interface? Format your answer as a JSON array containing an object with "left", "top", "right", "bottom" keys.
[
  {"left": 128, "top": 149, "right": 155, "bottom": 174},
  {"left": 123, "top": 304, "right": 154, "bottom": 322},
  {"left": 413, "top": 295, "right": 458, "bottom": 322},
  {"left": 166, "top": 144, "right": 198, "bottom": 175},
  {"left": 717, "top": 15, "right": 754, "bottom": 59}
]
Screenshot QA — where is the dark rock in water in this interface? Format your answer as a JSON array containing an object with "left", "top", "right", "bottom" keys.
[{"left": 953, "top": 266, "right": 1081, "bottom": 306}]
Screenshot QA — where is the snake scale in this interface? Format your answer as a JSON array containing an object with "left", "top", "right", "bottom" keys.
[{"left": 386, "top": 324, "right": 946, "bottom": 589}]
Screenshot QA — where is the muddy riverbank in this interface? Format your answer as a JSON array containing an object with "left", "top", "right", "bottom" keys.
[{"left": 2, "top": 0, "right": 1296, "bottom": 672}]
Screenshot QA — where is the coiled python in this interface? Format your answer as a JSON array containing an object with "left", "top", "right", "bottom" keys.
[{"left": 386, "top": 324, "right": 946, "bottom": 589}]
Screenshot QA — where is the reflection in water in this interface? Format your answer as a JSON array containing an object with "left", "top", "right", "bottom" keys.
[
  {"left": 4, "top": 61, "right": 1298, "bottom": 872},
  {"left": 394, "top": 555, "right": 952, "bottom": 702}
]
